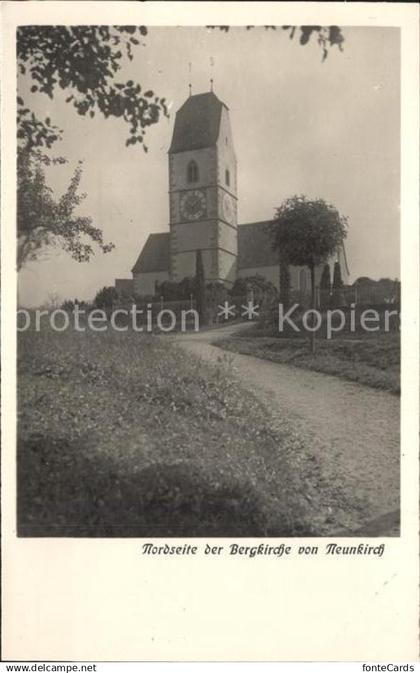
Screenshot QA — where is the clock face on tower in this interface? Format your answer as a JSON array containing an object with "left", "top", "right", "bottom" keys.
[
  {"left": 222, "top": 192, "right": 234, "bottom": 224},
  {"left": 180, "top": 190, "right": 206, "bottom": 221}
]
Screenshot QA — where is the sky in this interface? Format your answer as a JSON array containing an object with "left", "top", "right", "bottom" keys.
[{"left": 18, "top": 26, "right": 400, "bottom": 307}]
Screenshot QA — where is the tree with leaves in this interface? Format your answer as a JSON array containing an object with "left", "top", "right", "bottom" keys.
[
  {"left": 17, "top": 26, "right": 168, "bottom": 270},
  {"left": 17, "top": 151, "right": 114, "bottom": 270},
  {"left": 17, "top": 25, "right": 167, "bottom": 152},
  {"left": 94, "top": 285, "right": 118, "bottom": 311},
  {"left": 271, "top": 195, "right": 347, "bottom": 353}
]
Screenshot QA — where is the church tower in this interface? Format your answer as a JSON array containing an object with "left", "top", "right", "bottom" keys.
[
  {"left": 168, "top": 91, "right": 238, "bottom": 285},
  {"left": 125, "top": 88, "right": 349, "bottom": 298}
]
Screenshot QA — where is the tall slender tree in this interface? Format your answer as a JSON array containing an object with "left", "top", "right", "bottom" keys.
[
  {"left": 195, "top": 250, "right": 206, "bottom": 326},
  {"left": 332, "top": 261, "right": 344, "bottom": 289},
  {"left": 331, "top": 260, "right": 345, "bottom": 308},
  {"left": 279, "top": 250, "right": 291, "bottom": 308},
  {"left": 319, "top": 263, "right": 332, "bottom": 309}
]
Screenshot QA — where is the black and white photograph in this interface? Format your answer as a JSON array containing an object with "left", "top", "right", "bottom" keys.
[
  {"left": 15, "top": 22, "right": 402, "bottom": 539},
  {"left": 3, "top": 0, "right": 420, "bottom": 665}
]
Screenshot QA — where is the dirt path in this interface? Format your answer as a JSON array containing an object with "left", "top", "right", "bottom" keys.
[{"left": 175, "top": 323, "right": 400, "bottom": 535}]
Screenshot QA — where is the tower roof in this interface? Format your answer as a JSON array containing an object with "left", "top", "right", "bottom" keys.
[{"left": 169, "top": 91, "right": 227, "bottom": 154}]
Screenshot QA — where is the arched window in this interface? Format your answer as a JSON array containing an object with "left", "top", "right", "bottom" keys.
[
  {"left": 225, "top": 168, "right": 230, "bottom": 187},
  {"left": 187, "top": 160, "right": 199, "bottom": 183}
]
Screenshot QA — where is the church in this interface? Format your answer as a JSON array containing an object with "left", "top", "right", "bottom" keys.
[{"left": 115, "top": 89, "right": 349, "bottom": 297}]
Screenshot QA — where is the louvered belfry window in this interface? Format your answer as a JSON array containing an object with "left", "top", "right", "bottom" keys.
[{"left": 187, "top": 160, "right": 199, "bottom": 183}]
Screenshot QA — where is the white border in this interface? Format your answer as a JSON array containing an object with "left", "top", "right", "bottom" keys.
[{"left": 1, "top": 2, "right": 419, "bottom": 662}]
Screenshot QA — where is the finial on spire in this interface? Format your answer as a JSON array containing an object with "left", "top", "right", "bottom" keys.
[
  {"left": 210, "top": 56, "right": 214, "bottom": 92},
  {"left": 210, "top": 78, "right": 213, "bottom": 92},
  {"left": 188, "top": 61, "right": 192, "bottom": 97}
]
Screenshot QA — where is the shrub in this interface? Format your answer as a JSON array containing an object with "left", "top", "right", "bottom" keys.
[
  {"left": 94, "top": 286, "right": 118, "bottom": 310},
  {"left": 156, "top": 277, "right": 196, "bottom": 301},
  {"left": 230, "top": 274, "right": 277, "bottom": 301},
  {"left": 206, "top": 281, "right": 227, "bottom": 305}
]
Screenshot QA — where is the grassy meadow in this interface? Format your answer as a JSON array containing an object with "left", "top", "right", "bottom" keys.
[
  {"left": 216, "top": 333, "right": 400, "bottom": 394},
  {"left": 18, "top": 327, "right": 323, "bottom": 537},
  {"left": 216, "top": 304, "right": 400, "bottom": 394}
]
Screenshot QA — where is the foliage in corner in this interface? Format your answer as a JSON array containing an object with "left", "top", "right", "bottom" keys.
[
  {"left": 207, "top": 25, "right": 345, "bottom": 61},
  {"left": 16, "top": 26, "right": 170, "bottom": 268},
  {"left": 17, "top": 25, "right": 168, "bottom": 152}
]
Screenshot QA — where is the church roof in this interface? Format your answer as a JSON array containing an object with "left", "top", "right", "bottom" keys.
[
  {"left": 131, "top": 233, "right": 170, "bottom": 273},
  {"left": 237, "top": 221, "right": 279, "bottom": 269},
  {"left": 169, "top": 92, "right": 226, "bottom": 154},
  {"left": 131, "top": 222, "right": 280, "bottom": 275}
]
